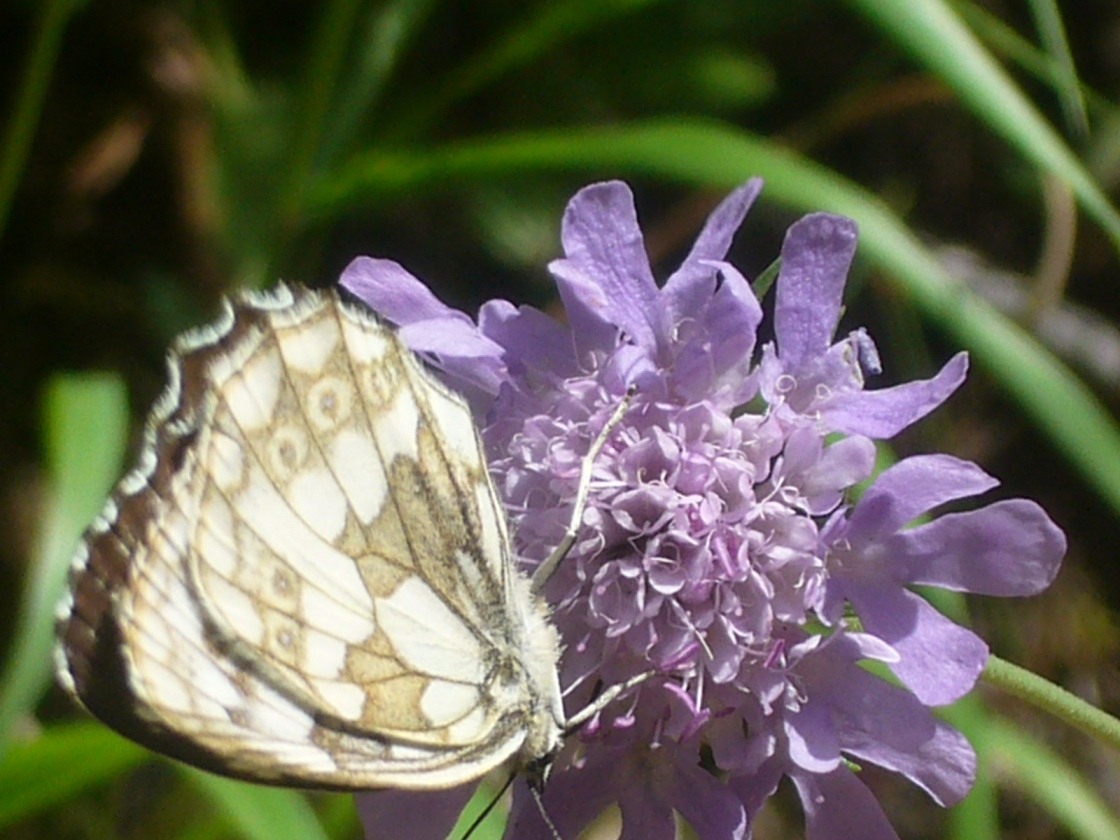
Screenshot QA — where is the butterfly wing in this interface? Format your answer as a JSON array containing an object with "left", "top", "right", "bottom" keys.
[{"left": 55, "top": 287, "right": 549, "bottom": 789}]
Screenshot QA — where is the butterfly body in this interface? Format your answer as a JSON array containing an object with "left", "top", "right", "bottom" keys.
[{"left": 55, "top": 286, "right": 565, "bottom": 790}]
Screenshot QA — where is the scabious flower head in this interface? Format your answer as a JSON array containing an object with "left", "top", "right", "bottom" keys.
[{"left": 343, "top": 180, "right": 1066, "bottom": 839}]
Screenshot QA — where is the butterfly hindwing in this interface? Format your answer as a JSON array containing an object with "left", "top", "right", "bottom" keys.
[{"left": 55, "top": 286, "right": 561, "bottom": 790}]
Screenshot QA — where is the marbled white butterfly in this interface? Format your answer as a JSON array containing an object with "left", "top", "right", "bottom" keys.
[{"left": 54, "top": 285, "right": 632, "bottom": 794}]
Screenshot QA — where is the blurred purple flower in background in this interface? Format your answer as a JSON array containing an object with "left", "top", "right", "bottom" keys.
[{"left": 343, "top": 179, "right": 1065, "bottom": 839}]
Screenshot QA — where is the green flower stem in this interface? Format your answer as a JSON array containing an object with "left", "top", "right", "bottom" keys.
[
  {"left": 983, "top": 654, "right": 1120, "bottom": 752},
  {"left": 0, "top": 0, "right": 74, "bottom": 240}
]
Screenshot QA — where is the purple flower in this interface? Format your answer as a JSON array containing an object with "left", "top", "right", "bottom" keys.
[{"left": 342, "top": 180, "right": 1066, "bottom": 839}]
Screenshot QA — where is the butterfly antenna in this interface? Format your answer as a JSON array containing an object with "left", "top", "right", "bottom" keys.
[
  {"left": 530, "top": 783, "right": 563, "bottom": 840},
  {"left": 532, "top": 385, "right": 636, "bottom": 592},
  {"left": 456, "top": 775, "right": 516, "bottom": 840}
]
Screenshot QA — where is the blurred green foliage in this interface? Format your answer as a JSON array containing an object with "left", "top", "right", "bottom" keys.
[{"left": 3, "top": 0, "right": 1120, "bottom": 837}]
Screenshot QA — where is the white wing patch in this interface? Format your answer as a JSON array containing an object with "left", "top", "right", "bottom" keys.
[
  {"left": 375, "top": 577, "right": 487, "bottom": 685},
  {"left": 222, "top": 347, "right": 283, "bottom": 432},
  {"left": 421, "top": 681, "right": 483, "bottom": 730},
  {"left": 208, "top": 432, "right": 246, "bottom": 494},
  {"left": 55, "top": 286, "right": 565, "bottom": 791},
  {"left": 328, "top": 429, "right": 384, "bottom": 524},
  {"left": 275, "top": 306, "right": 340, "bottom": 373},
  {"left": 368, "top": 383, "right": 423, "bottom": 465},
  {"left": 288, "top": 465, "right": 349, "bottom": 542}
]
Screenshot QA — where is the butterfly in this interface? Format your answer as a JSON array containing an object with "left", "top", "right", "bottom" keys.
[{"left": 54, "top": 284, "right": 634, "bottom": 793}]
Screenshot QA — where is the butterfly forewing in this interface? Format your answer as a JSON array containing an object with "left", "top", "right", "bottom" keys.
[{"left": 55, "top": 286, "right": 563, "bottom": 790}]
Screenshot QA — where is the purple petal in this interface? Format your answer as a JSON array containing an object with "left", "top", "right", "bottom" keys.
[
  {"left": 830, "top": 661, "right": 936, "bottom": 746},
  {"left": 792, "top": 767, "right": 901, "bottom": 840},
  {"left": 896, "top": 500, "right": 1066, "bottom": 595},
  {"left": 477, "top": 300, "right": 579, "bottom": 378},
  {"left": 831, "top": 666, "right": 976, "bottom": 806},
  {"left": 506, "top": 755, "right": 626, "bottom": 840},
  {"left": 801, "top": 435, "right": 877, "bottom": 514},
  {"left": 728, "top": 758, "right": 784, "bottom": 818},
  {"left": 601, "top": 342, "right": 661, "bottom": 394},
  {"left": 340, "top": 257, "right": 471, "bottom": 326},
  {"left": 670, "top": 261, "right": 763, "bottom": 405},
  {"left": 618, "top": 796, "right": 676, "bottom": 840},
  {"left": 847, "top": 455, "right": 999, "bottom": 543},
  {"left": 774, "top": 214, "right": 858, "bottom": 370},
  {"left": 841, "top": 629, "right": 902, "bottom": 664},
  {"left": 785, "top": 696, "right": 841, "bottom": 773},
  {"left": 555, "top": 181, "right": 662, "bottom": 350},
  {"left": 549, "top": 258, "right": 627, "bottom": 355},
  {"left": 397, "top": 319, "right": 508, "bottom": 399},
  {"left": 847, "top": 584, "right": 988, "bottom": 705},
  {"left": 662, "top": 178, "right": 764, "bottom": 318},
  {"left": 846, "top": 717, "right": 976, "bottom": 807},
  {"left": 339, "top": 256, "right": 508, "bottom": 398},
  {"left": 396, "top": 318, "right": 504, "bottom": 360},
  {"left": 702, "top": 262, "right": 763, "bottom": 395},
  {"left": 822, "top": 352, "right": 969, "bottom": 437},
  {"left": 679, "top": 179, "right": 764, "bottom": 266},
  {"left": 356, "top": 786, "right": 476, "bottom": 840},
  {"left": 670, "top": 753, "right": 750, "bottom": 840}
]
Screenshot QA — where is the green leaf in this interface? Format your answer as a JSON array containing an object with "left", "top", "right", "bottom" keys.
[
  {"left": 381, "top": 0, "right": 669, "bottom": 143},
  {"left": 320, "top": 0, "right": 441, "bottom": 162},
  {"left": 843, "top": 0, "right": 1120, "bottom": 250},
  {"left": 449, "top": 782, "right": 507, "bottom": 840},
  {"left": 183, "top": 769, "right": 332, "bottom": 840},
  {"left": 980, "top": 718, "right": 1120, "bottom": 840},
  {"left": 0, "top": 374, "right": 128, "bottom": 756},
  {"left": 282, "top": 0, "right": 368, "bottom": 223},
  {"left": 0, "top": 0, "right": 77, "bottom": 238},
  {"left": 0, "top": 722, "right": 146, "bottom": 830},
  {"left": 1025, "top": 0, "right": 1087, "bottom": 136}
]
